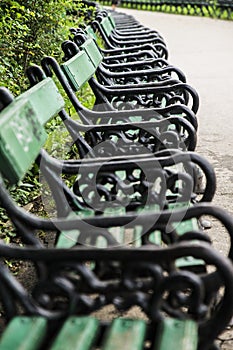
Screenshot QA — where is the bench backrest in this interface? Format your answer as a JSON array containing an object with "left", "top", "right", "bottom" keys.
[
  {"left": 61, "top": 49, "right": 97, "bottom": 92},
  {"left": 0, "top": 79, "right": 65, "bottom": 184},
  {"left": 107, "top": 13, "right": 116, "bottom": 28},
  {"left": 17, "top": 78, "right": 64, "bottom": 125},
  {"left": 85, "top": 25, "right": 97, "bottom": 40},
  {"left": 80, "top": 37, "right": 103, "bottom": 68},
  {"left": 0, "top": 316, "right": 198, "bottom": 350},
  {"left": 0, "top": 241, "right": 233, "bottom": 350},
  {"left": 100, "top": 17, "right": 114, "bottom": 38}
]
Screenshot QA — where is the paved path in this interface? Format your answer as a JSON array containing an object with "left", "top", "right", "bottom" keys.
[
  {"left": 116, "top": 10, "right": 233, "bottom": 152},
  {"left": 115, "top": 8, "right": 233, "bottom": 214}
]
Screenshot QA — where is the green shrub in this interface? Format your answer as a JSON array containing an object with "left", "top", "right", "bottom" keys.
[
  {"left": 0, "top": 0, "right": 97, "bottom": 243},
  {"left": 0, "top": 0, "right": 95, "bottom": 94}
]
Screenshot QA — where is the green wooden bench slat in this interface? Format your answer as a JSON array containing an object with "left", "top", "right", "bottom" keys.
[
  {"left": 50, "top": 317, "right": 99, "bottom": 350},
  {"left": 57, "top": 206, "right": 126, "bottom": 249},
  {"left": 102, "top": 319, "right": 146, "bottom": 350},
  {"left": 168, "top": 202, "right": 205, "bottom": 269},
  {"left": 169, "top": 201, "right": 199, "bottom": 235},
  {"left": 105, "top": 206, "right": 126, "bottom": 245},
  {"left": 175, "top": 256, "right": 205, "bottom": 270},
  {"left": 133, "top": 226, "right": 162, "bottom": 246},
  {"left": 0, "top": 78, "right": 65, "bottom": 184},
  {"left": 56, "top": 228, "right": 81, "bottom": 248},
  {"left": 85, "top": 25, "right": 97, "bottom": 40},
  {"left": 154, "top": 318, "right": 198, "bottom": 350},
  {"left": 57, "top": 206, "right": 162, "bottom": 249},
  {"left": 17, "top": 78, "right": 65, "bottom": 126},
  {"left": 61, "top": 51, "right": 96, "bottom": 92},
  {"left": 56, "top": 211, "right": 93, "bottom": 248},
  {"left": 0, "top": 99, "right": 47, "bottom": 184},
  {"left": 80, "top": 38, "right": 103, "bottom": 68},
  {"left": 174, "top": 218, "right": 199, "bottom": 236},
  {"left": 0, "top": 316, "right": 47, "bottom": 350},
  {"left": 136, "top": 204, "right": 162, "bottom": 246},
  {"left": 101, "top": 17, "right": 114, "bottom": 38}
]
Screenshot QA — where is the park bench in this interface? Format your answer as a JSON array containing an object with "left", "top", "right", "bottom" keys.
[
  {"left": 81, "top": 23, "right": 169, "bottom": 62},
  {"left": 83, "top": 20, "right": 168, "bottom": 60},
  {"left": 78, "top": 9, "right": 169, "bottom": 58},
  {"left": 2, "top": 73, "right": 215, "bottom": 238},
  {"left": 40, "top": 39, "right": 199, "bottom": 113},
  {"left": 95, "top": 11, "right": 164, "bottom": 42},
  {"left": 1, "top": 82, "right": 204, "bottom": 221},
  {"left": 56, "top": 19, "right": 200, "bottom": 175},
  {"left": 34, "top": 39, "right": 199, "bottom": 164},
  {"left": 27, "top": 62, "right": 201, "bottom": 229},
  {"left": 0, "top": 239, "right": 233, "bottom": 349},
  {"left": 90, "top": 14, "right": 168, "bottom": 57},
  {"left": 94, "top": 9, "right": 160, "bottom": 32},
  {"left": 0, "top": 83, "right": 168, "bottom": 248},
  {"left": 106, "top": 17, "right": 158, "bottom": 37},
  {"left": 77, "top": 24, "right": 181, "bottom": 80},
  {"left": 69, "top": 33, "right": 187, "bottom": 83},
  {"left": 35, "top": 54, "right": 197, "bottom": 133},
  {"left": 65, "top": 24, "right": 198, "bottom": 110},
  {"left": 0, "top": 78, "right": 215, "bottom": 281},
  {"left": 24, "top": 65, "right": 198, "bottom": 159}
]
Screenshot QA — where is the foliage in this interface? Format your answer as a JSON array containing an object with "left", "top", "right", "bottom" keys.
[
  {"left": 0, "top": 0, "right": 96, "bottom": 94},
  {"left": 107, "top": 0, "right": 233, "bottom": 20},
  {"left": 0, "top": 164, "right": 42, "bottom": 242},
  {"left": 0, "top": 0, "right": 97, "bottom": 243}
]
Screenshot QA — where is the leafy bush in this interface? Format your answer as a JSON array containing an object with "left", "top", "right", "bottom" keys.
[
  {"left": 0, "top": 0, "right": 97, "bottom": 242},
  {"left": 0, "top": 0, "right": 96, "bottom": 94}
]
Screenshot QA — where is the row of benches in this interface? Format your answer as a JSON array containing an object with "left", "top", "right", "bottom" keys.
[
  {"left": 98, "top": 0, "right": 233, "bottom": 19},
  {"left": 0, "top": 5, "right": 233, "bottom": 349}
]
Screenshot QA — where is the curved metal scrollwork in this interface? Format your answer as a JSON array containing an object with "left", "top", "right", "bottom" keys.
[{"left": 0, "top": 241, "right": 232, "bottom": 350}]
